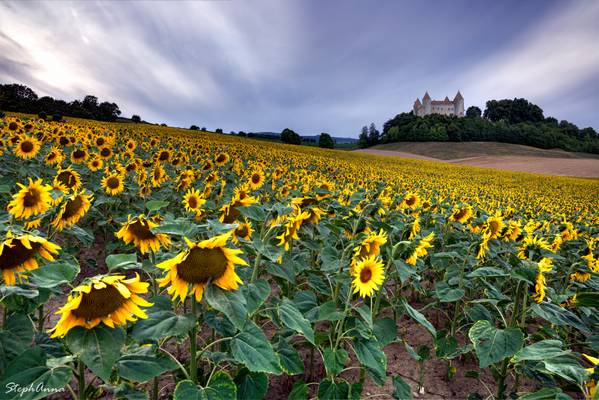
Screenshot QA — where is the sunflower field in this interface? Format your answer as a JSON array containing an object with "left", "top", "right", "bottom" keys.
[{"left": 0, "top": 114, "right": 598, "bottom": 400}]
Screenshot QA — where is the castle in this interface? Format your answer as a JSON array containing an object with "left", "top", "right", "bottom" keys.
[{"left": 413, "top": 91, "right": 464, "bottom": 117}]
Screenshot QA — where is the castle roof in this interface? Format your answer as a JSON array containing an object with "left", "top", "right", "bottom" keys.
[
  {"left": 431, "top": 99, "right": 453, "bottom": 105},
  {"left": 444, "top": 96, "right": 450, "bottom": 101},
  {"left": 454, "top": 90, "right": 463, "bottom": 100},
  {"left": 414, "top": 98, "right": 422, "bottom": 106},
  {"left": 423, "top": 91, "right": 431, "bottom": 100}
]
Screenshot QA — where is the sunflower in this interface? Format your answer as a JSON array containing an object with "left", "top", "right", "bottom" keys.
[
  {"left": 570, "top": 271, "right": 591, "bottom": 283},
  {"left": 503, "top": 220, "right": 522, "bottom": 242},
  {"left": 532, "top": 257, "right": 553, "bottom": 303},
  {"left": 276, "top": 210, "right": 310, "bottom": 251},
  {"left": 70, "top": 148, "right": 89, "bottom": 164},
  {"left": 13, "top": 135, "right": 41, "bottom": 159},
  {"left": 583, "top": 354, "right": 598, "bottom": 399},
  {"left": 126, "top": 139, "right": 137, "bottom": 152},
  {"left": 157, "top": 232, "right": 247, "bottom": 302},
  {"left": 449, "top": 205, "right": 473, "bottom": 224},
  {"left": 7, "top": 178, "right": 53, "bottom": 219},
  {"left": 351, "top": 256, "right": 385, "bottom": 298},
  {"left": 151, "top": 164, "right": 168, "bottom": 187},
  {"left": 483, "top": 214, "right": 505, "bottom": 239},
  {"left": 248, "top": 169, "right": 265, "bottom": 190},
  {"left": 54, "top": 166, "right": 82, "bottom": 191},
  {"left": 402, "top": 193, "right": 420, "bottom": 209},
  {"left": 518, "top": 235, "right": 552, "bottom": 260},
  {"left": 353, "top": 229, "right": 388, "bottom": 260},
  {"left": 0, "top": 232, "right": 61, "bottom": 285},
  {"left": 183, "top": 188, "right": 206, "bottom": 217},
  {"left": 215, "top": 152, "right": 230, "bottom": 167},
  {"left": 52, "top": 190, "right": 93, "bottom": 231},
  {"left": 231, "top": 221, "right": 253, "bottom": 244},
  {"left": 49, "top": 274, "right": 152, "bottom": 338},
  {"left": 87, "top": 157, "right": 103, "bottom": 171},
  {"left": 101, "top": 172, "right": 125, "bottom": 196},
  {"left": 98, "top": 146, "right": 113, "bottom": 160},
  {"left": 44, "top": 146, "right": 64, "bottom": 165},
  {"left": 406, "top": 232, "right": 435, "bottom": 265},
  {"left": 219, "top": 189, "right": 258, "bottom": 223},
  {"left": 116, "top": 215, "right": 171, "bottom": 254}
]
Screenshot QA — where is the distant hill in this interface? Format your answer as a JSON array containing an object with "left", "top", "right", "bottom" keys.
[{"left": 250, "top": 131, "right": 357, "bottom": 144}]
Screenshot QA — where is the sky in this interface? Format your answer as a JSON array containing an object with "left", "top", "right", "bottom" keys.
[{"left": 1, "top": 0, "right": 598, "bottom": 137}]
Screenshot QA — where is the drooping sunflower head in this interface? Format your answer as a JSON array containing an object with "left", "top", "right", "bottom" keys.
[
  {"left": 50, "top": 273, "right": 152, "bottom": 338},
  {"left": 353, "top": 229, "right": 388, "bottom": 260},
  {"left": 52, "top": 190, "right": 93, "bottom": 231},
  {"left": 101, "top": 172, "right": 125, "bottom": 196},
  {"left": 13, "top": 135, "right": 41, "bottom": 159},
  {"left": 449, "top": 205, "right": 473, "bottom": 224},
  {"left": 406, "top": 232, "right": 435, "bottom": 266},
  {"left": 54, "top": 166, "right": 82, "bottom": 192},
  {"left": 157, "top": 232, "right": 247, "bottom": 302},
  {"left": 7, "top": 178, "right": 53, "bottom": 220},
  {"left": 351, "top": 256, "right": 385, "bottom": 298},
  {"left": 0, "top": 232, "right": 61, "bottom": 286},
  {"left": 402, "top": 193, "right": 421, "bottom": 209},
  {"left": 116, "top": 214, "right": 171, "bottom": 254},
  {"left": 518, "top": 235, "right": 552, "bottom": 260}
]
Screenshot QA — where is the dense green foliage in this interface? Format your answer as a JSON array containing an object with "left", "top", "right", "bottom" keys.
[
  {"left": 281, "top": 128, "right": 302, "bottom": 145},
  {"left": 318, "top": 132, "right": 334, "bottom": 148},
  {"left": 382, "top": 98, "right": 599, "bottom": 154},
  {"left": 0, "top": 83, "right": 122, "bottom": 122}
]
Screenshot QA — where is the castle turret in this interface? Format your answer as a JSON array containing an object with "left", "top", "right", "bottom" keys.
[
  {"left": 453, "top": 90, "right": 464, "bottom": 117},
  {"left": 422, "top": 91, "right": 432, "bottom": 114}
]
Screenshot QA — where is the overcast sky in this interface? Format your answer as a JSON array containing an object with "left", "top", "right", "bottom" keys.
[{"left": 1, "top": 0, "right": 598, "bottom": 137}]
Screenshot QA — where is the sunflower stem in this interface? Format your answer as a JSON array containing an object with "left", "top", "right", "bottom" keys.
[
  {"left": 77, "top": 360, "right": 86, "bottom": 400},
  {"left": 152, "top": 376, "right": 159, "bottom": 400},
  {"left": 189, "top": 300, "right": 198, "bottom": 384},
  {"left": 37, "top": 305, "right": 44, "bottom": 332},
  {"left": 250, "top": 253, "right": 262, "bottom": 283}
]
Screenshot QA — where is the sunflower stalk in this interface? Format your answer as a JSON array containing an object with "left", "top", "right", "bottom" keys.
[
  {"left": 189, "top": 300, "right": 198, "bottom": 384},
  {"left": 77, "top": 359, "right": 86, "bottom": 400}
]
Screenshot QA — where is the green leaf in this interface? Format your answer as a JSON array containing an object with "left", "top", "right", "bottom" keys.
[
  {"left": 174, "top": 380, "right": 205, "bottom": 400},
  {"left": 531, "top": 303, "right": 589, "bottom": 334},
  {"left": 322, "top": 348, "right": 348, "bottom": 375},
  {"left": 575, "top": 292, "right": 599, "bottom": 307},
  {"left": 538, "top": 354, "right": 588, "bottom": 384},
  {"left": 402, "top": 300, "right": 436, "bottom": 337},
  {"left": 353, "top": 339, "right": 387, "bottom": 386},
  {"left": 237, "top": 205, "right": 266, "bottom": 221},
  {"left": 274, "top": 336, "right": 304, "bottom": 375},
  {"left": 0, "top": 285, "right": 39, "bottom": 299},
  {"left": 132, "top": 297, "right": 196, "bottom": 341},
  {"left": 511, "top": 340, "right": 570, "bottom": 362},
  {"left": 114, "top": 384, "right": 150, "bottom": 400},
  {"left": 243, "top": 279, "right": 270, "bottom": 315},
  {"left": 317, "top": 301, "right": 345, "bottom": 321},
  {"left": 279, "top": 298, "right": 315, "bottom": 345},
  {"left": 205, "top": 285, "right": 248, "bottom": 331},
  {"left": 65, "top": 325, "right": 126, "bottom": 381},
  {"left": 234, "top": 368, "right": 268, "bottom": 400},
  {"left": 106, "top": 253, "right": 140, "bottom": 271},
  {"left": 0, "top": 347, "right": 72, "bottom": 400},
  {"left": 231, "top": 321, "right": 282, "bottom": 375},
  {"left": 354, "top": 304, "right": 373, "bottom": 329},
  {"left": 466, "top": 267, "right": 508, "bottom": 278},
  {"left": 374, "top": 317, "right": 397, "bottom": 347},
  {"left": 317, "top": 378, "right": 350, "bottom": 400},
  {"left": 288, "top": 380, "right": 308, "bottom": 400},
  {"left": 30, "top": 261, "right": 79, "bottom": 288},
  {"left": 518, "top": 388, "right": 571, "bottom": 400},
  {"left": 392, "top": 376, "right": 412, "bottom": 399},
  {"left": 117, "top": 353, "right": 177, "bottom": 382},
  {"left": 435, "top": 282, "right": 465, "bottom": 303},
  {"left": 349, "top": 382, "right": 363, "bottom": 400},
  {"left": 0, "top": 314, "right": 34, "bottom": 369},
  {"left": 146, "top": 200, "right": 169, "bottom": 211},
  {"left": 468, "top": 320, "right": 523, "bottom": 369}
]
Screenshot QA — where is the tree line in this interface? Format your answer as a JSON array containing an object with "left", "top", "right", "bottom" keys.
[
  {"left": 370, "top": 98, "right": 599, "bottom": 154},
  {"left": 0, "top": 83, "right": 122, "bottom": 122}
]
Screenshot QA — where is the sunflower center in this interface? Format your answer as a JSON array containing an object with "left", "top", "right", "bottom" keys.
[
  {"left": 73, "top": 149, "right": 86, "bottom": 159},
  {"left": 188, "top": 196, "right": 199, "bottom": 209},
  {"left": 106, "top": 176, "right": 121, "bottom": 189},
  {"left": 23, "top": 188, "right": 42, "bottom": 207},
  {"left": 128, "top": 220, "right": 157, "bottom": 240},
  {"left": 360, "top": 266, "right": 372, "bottom": 283},
  {"left": 0, "top": 241, "right": 40, "bottom": 270},
  {"left": 100, "top": 148, "right": 111, "bottom": 157},
  {"left": 251, "top": 174, "right": 261, "bottom": 184},
  {"left": 236, "top": 225, "right": 249, "bottom": 237},
  {"left": 176, "top": 248, "right": 228, "bottom": 284},
  {"left": 489, "top": 220, "right": 500, "bottom": 235},
  {"left": 62, "top": 196, "right": 84, "bottom": 219},
  {"left": 454, "top": 209, "right": 467, "bottom": 220},
  {"left": 406, "top": 197, "right": 416, "bottom": 206},
  {"left": 20, "top": 141, "right": 34, "bottom": 153},
  {"left": 57, "top": 171, "right": 77, "bottom": 188},
  {"left": 71, "top": 285, "right": 127, "bottom": 320},
  {"left": 159, "top": 151, "right": 170, "bottom": 161}
]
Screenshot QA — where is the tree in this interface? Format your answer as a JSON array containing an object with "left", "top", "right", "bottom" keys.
[
  {"left": 238, "top": 131, "right": 246, "bottom": 137},
  {"left": 318, "top": 132, "right": 334, "bottom": 149},
  {"left": 131, "top": 115, "right": 141, "bottom": 123},
  {"left": 190, "top": 125, "right": 199, "bottom": 130},
  {"left": 281, "top": 128, "right": 301, "bottom": 145},
  {"left": 358, "top": 126, "right": 369, "bottom": 148},
  {"left": 466, "top": 106, "right": 482, "bottom": 118},
  {"left": 215, "top": 128, "right": 223, "bottom": 134},
  {"left": 368, "top": 123, "right": 380, "bottom": 145}
]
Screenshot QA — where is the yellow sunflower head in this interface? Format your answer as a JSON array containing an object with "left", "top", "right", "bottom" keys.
[
  {"left": 7, "top": 178, "right": 53, "bottom": 220},
  {"left": 70, "top": 147, "right": 89, "bottom": 164},
  {"left": 101, "top": 172, "right": 125, "bottom": 196},
  {"left": 50, "top": 273, "right": 152, "bottom": 338},
  {"left": 248, "top": 169, "right": 265, "bottom": 190},
  {"left": 353, "top": 229, "right": 388, "bottom": 260},
  {"left": 232, "top": 221, "right": 253, "bottom": 244},
  {"left": 449, "top": 205, "right": 473, "bottom": 224},
  {"left": 215, "top": 152, "right": 230, "bottom": 167},
  {"left": 0, "top": 232, "right": 61, "bottom": 286},
  {"left": 157, "top": 232, "right": 247, "bottom": 302},
  {"left": 13, "top": 135, "right": 41, "bottom": 159},
  {"left": 54, "top": 166, "right": 82, "bottom": 192},
  {"left": 351, "top": 256, "right": 385, "bottom": 298},
  {"left": 87, "top": 157, "right": 103, "bottom": 172},
  {"left": 183, "top": 188, "right": 206, "bottom": 216},
  {"left": 116, "top": 214, "right": 171, "bottom": 254},
  {"left": 51, "top": 190, "right": 93, "bottom": 231},
  {"left": 44, "top": 146, "right": 64, "bottom": 166}
]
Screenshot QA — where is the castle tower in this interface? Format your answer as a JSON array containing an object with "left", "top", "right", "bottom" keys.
[
  {"left": 413, "top": 98, "right": 422, "bottom": 116},
  {"left": 453, "top": 91, "right": 464, "bottom": 117},
  {"left": 422, "top": 91, "right": 432, "bottom": 114}
]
